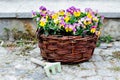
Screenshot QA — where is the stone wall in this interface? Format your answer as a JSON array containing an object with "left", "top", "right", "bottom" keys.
[
  {"left": 0, "top": 18, "right": 120, "bottom": 40},
  {"left": 0, "top": 19, "right": 36, "bottom": 40},
  {"left": 102, "top": 19, "right": 120, "bottom": 40}
]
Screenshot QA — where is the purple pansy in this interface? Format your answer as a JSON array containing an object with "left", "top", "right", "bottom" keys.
[
  {"left": 91, "top": 26, "right": 97, "bottom": 28},
  {"left": 40, "top": 12, "right": 46, "bottom": 17},
  {"left": 39, "top": 6, "right": 47, "bottom": 11},
  {"left": 32, "top": 10, "right": 36, "bottom": 16}
]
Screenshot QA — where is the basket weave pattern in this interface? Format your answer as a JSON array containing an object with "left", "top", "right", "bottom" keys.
[{"left": 38, "top": 34, "right": 98, "bottom": 63}]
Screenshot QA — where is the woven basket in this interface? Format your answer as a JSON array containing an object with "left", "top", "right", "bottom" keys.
[{"left": 38, "top": 34, "right": 98, "bottom": 63}]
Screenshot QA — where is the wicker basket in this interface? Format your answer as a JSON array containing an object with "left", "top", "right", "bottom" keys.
[{"left": 38, "top": 34, "right": 98, "bottom": 63}]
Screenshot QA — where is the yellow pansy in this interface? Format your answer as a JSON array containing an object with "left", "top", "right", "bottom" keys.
[
  {"left": 90, "top": 28, "right": 96, "bottom": 33},
  {"left": 65, "top": 27, "right": 72, "bottom": 32},
  {"left": 83, "top": 20, "right": 91, "bottom": 25},
  {"left": 58, "top": 10, "right": 65, "bottom": 16},
  {"left": 83, "top": 25, "right": 86, "bottom": 29},
  {"left": 66, "top": 12, "right": 71, "bottom": 16},
  {"left": 54, "top": 19, "right": 59, "bottom": 24},
  {"left": 73, "top": 11, "right": 81, "bottom": 17},
  {"left": 52, "top": 13, "right": 58, "bottom": 20},
  {"left": 64, "top": 16, "right": 70, "bottom": 22},
  {"left": 39, "top": 18, "right": 47, "bottom": 27},
  {"left": 95, "top": 31, "right": 101, "bottom": 36},
  {"left": 40, "top": 21, "right": 46, "bottom": 27},
  {"left": 87, "top": 13, "right": 92, "bottom": 19},
  {"left": 46, "top": 15, "right": 48, "bottom": 20},
  {"left": 93, "top": 17, "right": 99, "bottom": 22}
]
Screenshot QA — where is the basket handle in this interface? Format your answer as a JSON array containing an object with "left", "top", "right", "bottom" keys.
[{"left": 31, "top": 58, "right": 46, "bottom": 66}]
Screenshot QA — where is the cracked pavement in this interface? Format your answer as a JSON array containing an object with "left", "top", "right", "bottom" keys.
[{"left": 0, "top": 41, "right": 120, "bottom": 80}]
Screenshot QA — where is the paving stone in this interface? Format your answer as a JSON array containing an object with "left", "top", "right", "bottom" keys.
[
  {"left": 113, "top": 41, "right": 120, "bottom": 47},
  {"left": 93, "top": 48, "right": 103, "bottom": 55},
  {"left": 1, "top": 75, "right": 18, "bottom": 80},
  {"left": 90, "top": 54, "right": 103, "bottom": 62},
  {"left": 62, "top": 65, "right": 80, "bottom": 74},
  {"left": 94, "top": 61, "right": 113, "bottom": 69},
  {"left": 29, "top": 47, "right": 41, "bottom": 57},
  {"left": 101, "top": 54, "right": 115, "bottom": 61},
  {"left": 30, "top": 72, "right": 46, "bottom": 80},
  {"left": 76, "top": 70, "right": 96, "bottom": 77},
  {"left": 60, "top": 73, "right": 75, "bottom": 80},
  {"left": 99, "top": 43, "right": 113, "bottom": 49},
  {"left": 110, "top": 60, "right": 120, "bottom": 66},
  {"left": 99, "top": 49, "right": 113, "bottom": 55},
  {"left": 14, "top": 69, "right": 28, "bottom": 76},
  {"left": 0, "top": 47, "right": 8, "bottom": 55},
  {"left": 97, "top": 69, "right": 115, "bottom": 76},
  {"left": 103, "top": 77, "right": 116, "bottom": 80},
  {"left": 116, "top": 76, "right": 120, "bottom": 80},
  {"left": 19, "top": 78, "right": 34, "bottom": 80},
  {"left": 20, "top": 67, "right": 46, "bottom": 80},
  {"left": 0, "top": 41, "right": 120, "bottom": 80},
  {"left": 80, "top": 62, "right": 96, "bottom": 69},
  {"left": 0, "top": 68, "right": 13, "bottom": 75},
  {"left": 73, "top": 77, "right": 86, "bottom": 80},
  {"left": 86, "top": 76, "right": 102, "bottom": 80}
]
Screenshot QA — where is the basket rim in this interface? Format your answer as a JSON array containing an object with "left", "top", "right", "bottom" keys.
[{"left": 39, "top": 34, "right": 98, "bottom": 41}]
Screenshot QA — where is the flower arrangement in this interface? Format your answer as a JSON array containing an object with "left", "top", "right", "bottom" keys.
[
  {"left": 32, "top": 6, "right": 104, "bottom": 63},
  {"left": 32, "top": 6, "right": 104, "bottom": 37}
]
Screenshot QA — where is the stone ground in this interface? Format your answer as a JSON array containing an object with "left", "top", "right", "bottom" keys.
[{"left": 0, "top": 41, "right": 120, "bottom": 80}]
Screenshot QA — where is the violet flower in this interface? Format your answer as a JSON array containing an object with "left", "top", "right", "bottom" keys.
[
  {"left": 39, "top": 6, "right": 47, "bottom": 11},
  {"left": 69, "top": 6, "right": 76, "bottom": 11},
  {"left": 85, "top": 8, "right": 89, "bottom": 12},
  {"left": 66, "top": 6, "right": 77, "bottom": 14},
  {"left": 40, "top": 12, "right": 46, "bottom": 17},
  {"left": 60, "top": 20, "right": 66, "bottom": 27},
  {"left": 91, "top": 26, "right": 97, "bottom": 28},
  {"left": 32, "top": 10, "right": 36, "bottom": 16},
  {"left": 73, "top": 23, "right": 80, "bottom": 27}
]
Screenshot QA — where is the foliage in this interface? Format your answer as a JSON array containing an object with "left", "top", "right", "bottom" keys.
[
  {"left": 32, "top": 6, "right": 104, "bottom": 36},
  {"left": 112, "top": 51, "right": 120, "bottom": 59},
  {"left": 108, "top": 66, "right": 120, "bottom": 72},
  {"left": 96, "top": 35, "right": 113, "bottom": 47},
  {"left": 99, "top": 35, "right": 112, "bottom": 43}
]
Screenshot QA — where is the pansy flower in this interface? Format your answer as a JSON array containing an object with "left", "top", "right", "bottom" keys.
[
  {"left": 32, "top": 10, "right": 36, "bottom": 17},
  {"left": 52, "top": 13, "right": 58, "bottom": 20},
  {"left": 39, "top": 6, "right": 47, "bottom": 11},
  {"left": 64, "top": 15, "right": 70, "bottom": 22},
  {"left": 93, "top": 17, "right": 99, "bottom": 22},
  {"left": 73, "top": 9, "right": 81, "bottom": 17},
  {"left": 39, "top": 18, "right": 47, "bottom": 27},
  {"left": 33, "top": 6, "right": 104, "bottom": 36},
  {"left": 90, "top": 26, "right": 97, "bottom": 33},
  {"left": 58, "top": 10, "right": 65, "bottom": 16},
  {"left": 83, "top": 18, "right": 92, "bottom": 25}
]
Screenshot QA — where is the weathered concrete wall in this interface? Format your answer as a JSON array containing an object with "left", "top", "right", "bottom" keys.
[
  {"left": 0, "top": 18, "right": 120, "bottom": 40},
  {"left": 0, "top": 19, "right": 36, "bottom": 40},
  {"left": 101, "top": 19, "right": 120, "bottom": 40}
]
